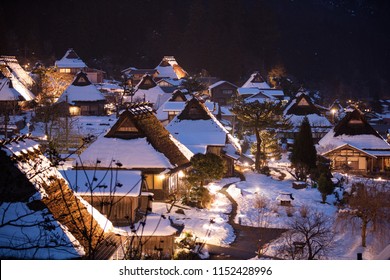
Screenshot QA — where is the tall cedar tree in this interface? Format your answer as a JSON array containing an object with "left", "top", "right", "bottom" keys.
[
  {"left": 232, "top": 99, "right": 290, "bottom": 171},
  {"left": 290, "top": 116, "right": 317, "bottom": 181}
]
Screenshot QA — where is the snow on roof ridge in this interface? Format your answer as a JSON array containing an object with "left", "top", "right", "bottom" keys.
[{"left": 209, "top": 80, "right": 237, "bottom": 89}]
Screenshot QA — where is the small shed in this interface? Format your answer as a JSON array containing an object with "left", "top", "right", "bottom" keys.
[{"left": 276, "top": 193, "right": 294, "bottom": 206}]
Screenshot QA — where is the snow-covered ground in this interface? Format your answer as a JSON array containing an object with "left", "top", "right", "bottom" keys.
[
  {"left": 153, "top": 177, "right": 240, "bottom": 247},
  {"left": 10, "top": 113, "right": 389, "bottom": 260},
  {"left": 148, "top": 166, "right": 389, "bottom": 260}
]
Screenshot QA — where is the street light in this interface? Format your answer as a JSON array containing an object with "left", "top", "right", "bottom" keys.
[{"left": 331, "top": 108, "right": 337, "bottom": 124}]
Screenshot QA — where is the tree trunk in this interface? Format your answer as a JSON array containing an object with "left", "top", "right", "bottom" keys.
[
  {"left": 361, "top": 219, "right": 368, "bottom": 247},
  {"left": 255, "top": 128, "right": 262, "bottom": 171}
]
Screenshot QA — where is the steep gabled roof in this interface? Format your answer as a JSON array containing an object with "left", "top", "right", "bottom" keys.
[
  {"left": 0, "top": 66, "right": 35, "bottom": 101},
  {"left": 176, "top": 97, "right": 211, "bottom": 120},
  {"left": 72, "top": 71, "right": 92, "bottom": 86},
  {"left": 136, "top": 74, "right": 157, "bottom": 90},
  {"left": 57, "top": 72, "right": 105, "bottom": 104},
  {"left": 244, "top": 91, "right": 275, "bottom": 103},
  {"left": 0, "top": 55, "right": 35, "bottom": 88},
  {"left": 333, "top": 109, "right": 382, "bottom": 138},
  {"left": 0, "top": 136, "right": 114, "bottom": 259},
  {"left": 0, "top": 75, "right": 25, "bottom": 101},
  {"left": 318, "top": 109, "right": 390, "bottom": 155},
  {"left": 155, "top": 56, "right": 188, "bottom": 79},
  {"left": 167, "top": 97, "right": 241, "bottom": 155},
  {"left": 284, "top": 92, "right": 322, "bottom": 116},
  {"left": 55, "top": 48, "right": 87, "bottom": 69},
  {"left": 209, "top": 80, "right": 238, "bottom": 90},
  {"left": 123, "top": 74, "right": 166, "bottom": 105},
  {"left": 80, "top": 103, "right": 192, "bottom": 169},
  {"left": 170, "top": 89, "right": 188, "bottom": 102},
  {"left": 242, "top": 71, "right": 271, "bottom": 89}
]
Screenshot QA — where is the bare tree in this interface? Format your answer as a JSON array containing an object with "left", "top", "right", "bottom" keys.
[
  {"left": 253, "top": 193, "right": 269, "bottom": 227},
  {"left": 337, "top": 180, "right": 390, "bottom": 247},
  {"left": 274, "top": 210, "right": 335, "bottom": 260}
]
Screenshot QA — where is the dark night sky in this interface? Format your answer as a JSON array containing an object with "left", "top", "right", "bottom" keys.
[{"left": 1, "top": 0, "right": 389, "bottom": 100}]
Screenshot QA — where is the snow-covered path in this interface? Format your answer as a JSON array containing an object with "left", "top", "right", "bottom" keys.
[{"left": 208, "top": 181, "right": 286, "bottom": 259}]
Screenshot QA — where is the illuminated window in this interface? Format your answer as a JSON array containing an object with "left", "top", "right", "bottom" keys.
[{"left": 59, "top": 68, "right": 71, "bottom": 73}]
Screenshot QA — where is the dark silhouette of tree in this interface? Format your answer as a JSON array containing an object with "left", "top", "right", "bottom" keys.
[
  {"left": 275, "top": 210, "right": 335, "bottom": 260},
  {"left": 184, "top": 153, "right": 226, "bottom": 208},
  {"left": 232, "top": 99, "right": 290, "bottom": 172},
  {"left": 290, "top": 116, "right": 317, "bottom": 181},
  {"left": 317, "top": 173, "right": 335, "bottom": 204}
]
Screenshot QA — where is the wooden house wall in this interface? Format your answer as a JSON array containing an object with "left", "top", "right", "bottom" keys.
[
  {"left": 81, "top": 195, "right": 140, "bottom": 226},
  {"left": 132, "top": 235, "right": 176, "bottom": 259},
  {"left": 210, "top": 83, "right": 237, "bottom": 105},
  {"left": 86, "top": 71, "right": 104, "bottom": 83},
  {"left": 73, "top": 101, "right": 105, "bottom": 116},
  {"left": 325, "top": 148, "right": 390, "bottom": 173},
  {"left": 223, "top": 155, "right": 235, "bottom": 177}
]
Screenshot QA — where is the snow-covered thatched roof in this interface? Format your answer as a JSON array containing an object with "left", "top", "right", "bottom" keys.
[
  {"left": 0, "top": 66, "right": 35, "bottom": 101},
  {"left": 209, "top": 80, "right": 237, "bottom": 90},
  {"left": 0, "top": 75, "right": 24, "bottom": 101},
  {"left": 242, "top": 71, "right": 270, "bottom": 89},
  {"left": 155, "top": 56, "right": 188, "bottom": 79},
  {"left": 78, "top": 103, "right": 193, "bottom": 170},
  {"left": 55, "top": 48, "right": 87, "bottom": 69},
  {"left": 284, "top": 91, "right": 332, "bottom": 129},
  {"left": 166, "top": 97, "right": 241, "bottom": 155},
  {"left": 0, "top": 55, "right": 35, "bottom": 88},
  {"left": 0, "top": 136, "right": 115, "bottom": 259},
  {"left": 57, "top": 72, "right": 105, "bottom": 104},
  {"left": 318, "top": 109, "right": 390, "bottom": 156},
  {"left": 123, "top": 74, "right": 166, "bottom": 106}
]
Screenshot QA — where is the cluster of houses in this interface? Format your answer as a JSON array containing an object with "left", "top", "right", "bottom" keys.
[{"left": 2, "top": 49, "right": 390, "bottom": 259}]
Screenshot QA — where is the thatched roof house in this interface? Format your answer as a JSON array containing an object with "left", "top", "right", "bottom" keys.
[
  {"left": 57, "top": 71, "right": 106, "bottom": 115},
  {"left": 0, "top": 135, "right": 121, "bottom": 259},
  {"left": 283, "top": 91, "right": 332, "bottom": 143},
  {"left": 166, "top": 97, "right": 241, "bottom": 176},
  {"left": 0, "top": 74, "right": 24, "bottom": 102},
  {"left": 55, "top": 48, "right": 87, "bottom": 73},
  {"left": 155, "top": 56, "right": 188, "bottom": 79},
  {"left": 317, "top": 109, "right": 390, "bottom": 173},
  {"left": 241, "top": 71, "right": 270, "bottom": 89},
  {"left": 77, "top": 103, "right": 193, "bottom": 199},
  {"left": 123, "top": 74, "right": 167, "bottom": 108},
  {"left": 0, "top": 55, "right": 35, "bottom": 89},
  {"left": 0, "top": 64, "right": 35, "bottom": 101}
]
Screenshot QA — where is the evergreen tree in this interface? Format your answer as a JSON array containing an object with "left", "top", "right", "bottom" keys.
[
  {"left": 290, "top": 116, "right": 317, "bottom": 181},
  {"left": 180, "top": 76, "right": 207, "bottom": 95},
  {"left": 185, "top": 153, "right": 226, "bottom": 208},
  {"left": 317, "top": 173, "right": 335, "bottom": 203},
  {"left": 250, "top": 129, "right": 282, "bottom": 171},
  {"left": 232, "top": 99, "right": 290, "bottom": 172}
]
